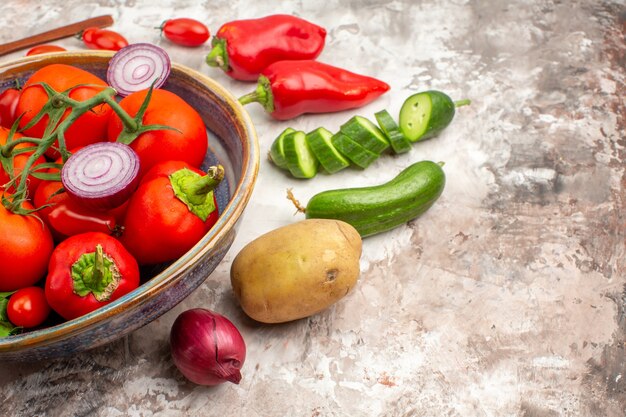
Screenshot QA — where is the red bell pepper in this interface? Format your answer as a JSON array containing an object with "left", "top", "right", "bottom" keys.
[
  {"left": 120, "top": 161, "right": 223, "bottom": 265},
  {"left": 206, "top": 14, "right": 326, "bottom": 81},
  {"left": 45, "top": 232, "right": 140, "bottom": 321},
  {"left": 238, "top": 60, "right": 390, "bottom": 120}
]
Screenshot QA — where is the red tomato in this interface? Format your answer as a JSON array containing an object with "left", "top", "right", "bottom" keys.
[
  {"left": 6, "top": 287, "right": 50, "bottom": 328},
  {"left": 16, "top": 64, "right": 112, "bottom": 159},
  {"left": 45, "top": 232, "right": 140, "bottom": 321},
  {"left": 0, "top": 202, "right": 54, "bottom": 291},
  {"left": 26, "top": 45, "right": 67, "bottom": 56},
  {"left": 161, "top": 18, "right": 210, "bottom": 47},
  {"left": 0, "top": 87, "right": 20, "bottom": 129},
  {"left": 120, "top": 161, "right": 220, "bottom": 265},
  {"left": 81, "top": 27, "right": 128, "bottom": 51},
  {"left": 107, "top": 89, "right": 208, "bottom": 177},
  {"left": 0, "top": 127, "right": 46, "bottom": 198}
]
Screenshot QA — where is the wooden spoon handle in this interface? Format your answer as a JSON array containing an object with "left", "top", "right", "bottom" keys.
[{"left": 0, "top": 15, "right": 114, "bottom": 57}]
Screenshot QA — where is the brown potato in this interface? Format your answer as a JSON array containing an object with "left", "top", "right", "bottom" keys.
[{"left": 230, "top": 219, "right": 362, "bottom": 323}]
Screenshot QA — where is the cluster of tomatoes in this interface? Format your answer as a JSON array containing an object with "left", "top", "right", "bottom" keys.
[{"left": 0, "top": 56, "right": 218, "bottom": 334}]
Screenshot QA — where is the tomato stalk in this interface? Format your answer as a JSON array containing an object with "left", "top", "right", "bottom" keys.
[{"left": 0, "top": 82, "right": 169, "bottom": 214}]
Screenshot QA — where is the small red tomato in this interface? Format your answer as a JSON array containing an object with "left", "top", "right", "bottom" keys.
[
  {"left": 161, "top": 18, "right": 210, "bottom": 47},
  {"left": 81, "top": 27, "right": 128, "bottom": 51},
  {"left": 26, "top": 45, "right": 67, "bottom": 56},
  {"left": 7, "top": 287, "right": 51, "bottom": 328},
  {"left": 0, "top": 87, "right": 20, "bottom": 129}
]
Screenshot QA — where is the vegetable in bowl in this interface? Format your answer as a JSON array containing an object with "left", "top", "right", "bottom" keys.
[{"left": 0, "top": 50, "right": 259, "bottom": 361}]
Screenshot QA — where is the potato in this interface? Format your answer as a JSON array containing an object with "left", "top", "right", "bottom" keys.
[{"left": 230, "top": 219, "right": 362, "bottom": 323}]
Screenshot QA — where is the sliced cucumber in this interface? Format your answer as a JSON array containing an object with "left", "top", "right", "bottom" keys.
[
  {"left": 269, "top": 127, "right": 296, "bottom": 169},
  {"left": 331, "top": 132, "right": 379, "bottom": 169},
  {"left": 283, "top": 130, "right": 319, "bottom": 179},
  {"left": 340, "top": 116, "right": 390, "bottom": 154},
  {"left": 306, "top": 127, "right": 350, "bottom": 174},
  {"left": 374, "top": 110, "right": 412, "bottom": 154},
  {"left": 399, "top": 90, "right": 456, "bottom": 142}
]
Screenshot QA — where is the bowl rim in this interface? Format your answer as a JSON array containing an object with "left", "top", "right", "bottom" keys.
[{"left": 0, "top": 51, "right": 260, "bottom": 354}]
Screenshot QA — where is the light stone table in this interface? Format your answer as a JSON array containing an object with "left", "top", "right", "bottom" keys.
[{"left": 1, "top": 1, "right": 625, "bottom": 416}]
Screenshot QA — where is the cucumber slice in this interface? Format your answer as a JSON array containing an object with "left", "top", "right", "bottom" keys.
[
  {"left": 306, "top": 127, "right": 350, "bottom": 174},
  {"left": 399, "top": 90, "right": 456, "bottom": 142},
  {"left": 331, "top": 132, "right": 379, "bottom": 169},
  {"left": 340, "top": 116, "right": 390, "bottom": 154},
  {"left": 269, "top": 127, "right": 296, "bottom": 169},
  {"left": 283, "top": 130, "right": 319, "bottom": 179},
  {"left": 374, "top": 110, "right": 412, "bottom": 154}
]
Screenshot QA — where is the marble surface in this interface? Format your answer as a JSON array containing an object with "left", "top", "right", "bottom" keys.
[{"left": 1, "top": 0, "right": 625, "bottom": 416}]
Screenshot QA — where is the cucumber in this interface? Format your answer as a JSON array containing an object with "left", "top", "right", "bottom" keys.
[
  {"left": 374, "top": 110, "right": 411, "bottom": 154},
  {"left": 331, "top": 132, "right": 379, "bottom": 169},
  {"left": 269, "top": 127, "right": 296, "bottom": 169},
  {"left": 283, "top": 130, "right": 319, "bottom": 179},
  {"left": 304, "top": 160, "right": 445, "bottom": 237},
  {"left": 340, "top": 116, "right": 390, "bottom": 154},
  {"left": 399, "top": 90, "right": 469, "bottom": 142},
  {"left": 306, "top": 127, "right": 350, "bottom": 174}
]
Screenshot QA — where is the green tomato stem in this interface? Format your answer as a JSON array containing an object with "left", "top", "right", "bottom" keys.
[{"left": 102, "top": 95, "right": 139, "bottom": 132}]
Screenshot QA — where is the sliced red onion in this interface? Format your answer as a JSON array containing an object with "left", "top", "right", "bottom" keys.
[
  {"left": 61, "top": 142, "right": 140, "bottom": 210},
  {"left": 170, "top": 308, "right": 246, "bottom": 386},
  {"left": 107, "top": 43, "right": 171, "bottom": 97}
]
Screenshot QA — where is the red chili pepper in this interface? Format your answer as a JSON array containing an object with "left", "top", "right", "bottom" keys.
[
  {"left": 120, "top": 161, "right": 223, "bottom": 265},
  {"left": 239, "top": 60, "right": 390, "bottom": 120},
  {"left": 206, "top": 14, "right": 326, "bottom": 81},
  {"left": 33, "top": 180, "right": 124, "bottom": 241},
  {"left": 45, "top": 232, "right": 140, "bottom": 321}
]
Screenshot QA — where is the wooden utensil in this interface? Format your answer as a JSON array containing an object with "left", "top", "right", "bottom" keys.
[{"left": 0, "top": 15, "right": 114, "bottom": 57}]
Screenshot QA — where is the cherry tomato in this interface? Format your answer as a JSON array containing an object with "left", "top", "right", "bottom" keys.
[
  {"left": 81, "top": 27, "right": 128, "bottom": 51},
  {"left": 0, "top": 201, "right": 54, "bottom": 292},
  {"left": 120, "top": 160, "right": 220, "bottom": 265},
  {"left": 16, "top": 64, "right": 112, "bottom": 159},
  {"left": 107, "top": 89, "right": 208, "bottom": 177},
  {"left": 161, "top": 18, "right": 210, "bottom": 47},
  {"left": 0, "top": 87, "right": 20, "bottom": 129},
  {"left": 0, "top": 127, "right": 46, "bottom": 198},
  {"left": 25, "top": 45, "right": 67, "bottom": 56},
  {"left": 6, "top": 287, "right": 50, "bottom": 328}
]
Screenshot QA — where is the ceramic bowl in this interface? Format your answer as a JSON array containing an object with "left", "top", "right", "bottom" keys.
[{"left": 0, "top": 51, "right": 259, "bottom": 362}]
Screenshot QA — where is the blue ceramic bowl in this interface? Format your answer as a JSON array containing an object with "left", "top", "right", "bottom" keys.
[{"left": 0, "top": 51, "right": 259, "bottom": 361}]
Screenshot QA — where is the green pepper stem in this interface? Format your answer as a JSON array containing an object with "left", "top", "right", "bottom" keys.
[
  {"left": 454, "top": 99, "right": 471, "bottom": 108},
  {"left": 92, "top": 244, "right": 106, "bottom": 288},
  {"left": 205, "top": 39, "right": 228, "bottom": 70},
  {"left": 238, "top": 76, "right": 274, "bottom": 113},
  {"left": 179, "top": 165, "right": 224, "bottom": 204}
]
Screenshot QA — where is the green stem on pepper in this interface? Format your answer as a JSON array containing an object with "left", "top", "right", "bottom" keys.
[
  {"left": 169, "top": 165, "right": 224, "bottom": 222},
  {"left": 237, "top": 75, "right": 274, "bottom": 113}
]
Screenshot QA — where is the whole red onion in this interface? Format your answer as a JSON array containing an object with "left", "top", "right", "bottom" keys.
[{"left": 170, "top": 308, "right": 246, "bottom": 386}]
